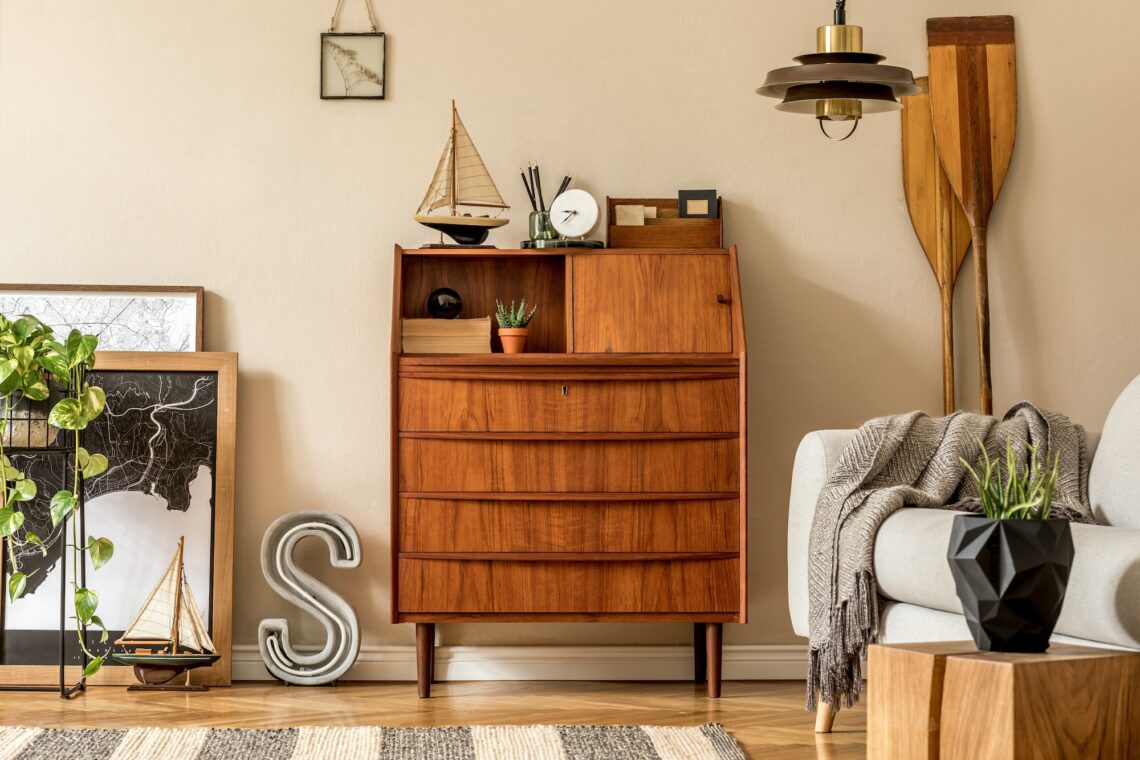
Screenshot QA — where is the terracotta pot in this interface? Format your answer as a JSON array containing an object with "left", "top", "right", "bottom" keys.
[{"left": 498, "top": 327, "right": 529, "bottom": 354}]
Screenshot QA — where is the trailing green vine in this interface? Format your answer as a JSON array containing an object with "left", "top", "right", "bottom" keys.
[{"left": 0, "top": 313, "right": 113, "bottom": 677}]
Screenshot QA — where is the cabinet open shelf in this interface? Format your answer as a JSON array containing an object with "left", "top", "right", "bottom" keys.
[{"left": 398, "top": 251, "right": 567, "bottom": 353}]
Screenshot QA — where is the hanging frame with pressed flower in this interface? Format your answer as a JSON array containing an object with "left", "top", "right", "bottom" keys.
[{"left": 320, "top": 0, "right": 385, "bottom": 100}]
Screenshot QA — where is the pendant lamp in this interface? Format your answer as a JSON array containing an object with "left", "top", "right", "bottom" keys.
[{"left": 757, "top": 0, "right": 919, "bottom": 140}]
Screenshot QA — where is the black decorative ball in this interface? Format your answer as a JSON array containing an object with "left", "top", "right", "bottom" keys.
[{"left": 426, "top": 288, "right": 462, "bottom": 319}]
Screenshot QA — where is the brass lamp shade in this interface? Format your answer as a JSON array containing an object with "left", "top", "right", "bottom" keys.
[{"left": 758, "top": 2, "right": 918, "bottom": 138}]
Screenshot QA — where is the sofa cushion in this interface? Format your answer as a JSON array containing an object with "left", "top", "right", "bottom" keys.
[
  {"left": 1089, "top": 374, "right": 1140, "bottom": 528},
  {"left": 879, "top": 602, "right": 1135, "bottom": 650},
  {"left": 874, "top": 508, "right": 1140, "bottom": 649}
]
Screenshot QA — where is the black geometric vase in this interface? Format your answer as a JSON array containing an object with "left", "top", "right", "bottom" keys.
[{"left": 946, "top": 516, "right": 1074, "bottom": 652}]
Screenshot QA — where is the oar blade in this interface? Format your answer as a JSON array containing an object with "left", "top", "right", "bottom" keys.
[
  {"left": 927, "top": 15, "right": 1018, "bottom": 228},
  {"left": 901, "top": 77, "right": 972, "bottom": 286}
]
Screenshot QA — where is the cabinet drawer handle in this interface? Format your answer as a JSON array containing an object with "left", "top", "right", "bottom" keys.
[{"left": 716, "top": 294, "right": 731, "bottom": 305}]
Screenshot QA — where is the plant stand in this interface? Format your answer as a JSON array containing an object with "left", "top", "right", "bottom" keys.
[{"left": 0, "top": 410, "right": 90, "bottom": 699}]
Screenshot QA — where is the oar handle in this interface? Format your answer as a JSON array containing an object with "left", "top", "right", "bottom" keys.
[
  {"left": 972, "top": 227, "right": 992, "bottom": 415},
  {"left": 940, "top": 283, "right": 955, "bottom": 415}
]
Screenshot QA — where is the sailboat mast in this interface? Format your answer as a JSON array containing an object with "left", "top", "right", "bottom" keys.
[
  {"left": 450, "top": 99, "right": 458, "bottom": 216},
  {"left": 170, "top": 536, "right": 185, "bottom": 652}
]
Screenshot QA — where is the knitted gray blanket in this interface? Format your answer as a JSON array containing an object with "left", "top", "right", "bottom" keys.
[{"left": 806, "top": 402, "right": 1094, "bottom": 711}]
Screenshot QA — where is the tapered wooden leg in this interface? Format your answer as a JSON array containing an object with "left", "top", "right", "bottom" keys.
[
  {"left": 694, "top": 623, "right": 707, "bottom": 683},
  {"left": 416, "top": 623, "right": 434, "bottom": 698},
  {"left": 815, "top": 700, "right": 836, "bottom": 733},
  {"left": 705, "top": 622, "right": 722, "bottom": 698}
]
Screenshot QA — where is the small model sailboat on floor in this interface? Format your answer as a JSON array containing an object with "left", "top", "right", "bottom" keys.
[
  {"left": 414, "top": 100, "right": 509, "bottom": 246},
  {"left": 113, "top": 537, "right": 218, "bottom": 690}
]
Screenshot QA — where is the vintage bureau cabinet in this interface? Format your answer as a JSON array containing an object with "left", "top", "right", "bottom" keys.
[{"left": 390, "top": 245, "right": 747, "bottom": 698}]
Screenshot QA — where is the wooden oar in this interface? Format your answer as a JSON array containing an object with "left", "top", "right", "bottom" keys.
[
  {"left": 901, "top": 77, "right": 972, "bottom": 415},
  {"left": 927, "top": 16, "right": 1017, "bottom": 415}
]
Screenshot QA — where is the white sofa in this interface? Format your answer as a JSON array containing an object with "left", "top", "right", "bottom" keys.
[{"left": 788, "top": 376, "right": 1140, "bottom": 654}]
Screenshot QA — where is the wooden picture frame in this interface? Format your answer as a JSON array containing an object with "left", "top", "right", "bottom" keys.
[
  {"left": 0, "top": 285, "right": 204, "bottom": 351},
  {"left": 321, "top": 32, "right": 386, "bottom": 100},
  {"left": 0, "top": 352, "right": 236, "bottom": 687}
]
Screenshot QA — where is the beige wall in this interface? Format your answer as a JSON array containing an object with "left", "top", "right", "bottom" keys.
[{"left": 2, "top": 0, "right": 1138, "bottom": 652}]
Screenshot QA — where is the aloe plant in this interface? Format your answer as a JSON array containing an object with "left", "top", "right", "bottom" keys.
[
  {"left": 494, "top": 299, "right": 537, "bottom": 328},
  {"left": 960, "top": 437, "right": 1060, "bottom": 520},
  {"left": 0, "top": 313, "right": 113, "bottom": 677}
]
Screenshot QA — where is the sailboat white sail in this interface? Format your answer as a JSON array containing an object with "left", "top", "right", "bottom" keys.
[
  {"left": 414, "top": 102, "right": 509, "bottom": 245},
  {"left": 178, "top": 580, "right": 215, "bottom": 654},
  {"left": 117, "top": 537, "right": 214, "bottom": 654},
  {"left": 119, "top": 545, "right": 183, "bottom": 644}
]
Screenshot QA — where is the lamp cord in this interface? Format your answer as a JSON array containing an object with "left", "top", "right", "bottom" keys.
[{"left": 834, "top": 0, "right": 847, "bottom": 25}]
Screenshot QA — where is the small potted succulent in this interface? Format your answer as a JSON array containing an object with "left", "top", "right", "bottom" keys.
[
  {"left": 495, "top": 299, "right": 537, "bottom": 354},
  {"left": 948, "top": 438, "right": 1073, "bottom": 653}
]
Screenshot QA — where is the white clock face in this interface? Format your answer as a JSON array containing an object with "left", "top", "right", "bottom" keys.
[{"left": 550, "top": 189, "right": 599, "bottom": 238}]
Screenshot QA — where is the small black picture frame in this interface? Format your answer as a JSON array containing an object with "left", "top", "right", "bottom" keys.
[
  {"left": 321, "top": 32, "right": 385, "bottom": 100},
  {"left": 678, "top": 189, "right": 719, "bottom": 219}
]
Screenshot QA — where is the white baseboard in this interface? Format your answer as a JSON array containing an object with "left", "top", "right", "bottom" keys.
[{"left": 232, "top": 644, "right": 808, "bottom": 682}]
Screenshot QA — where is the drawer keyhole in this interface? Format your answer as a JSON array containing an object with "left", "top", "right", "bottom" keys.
[{"left": 561, "top": 384, "right": 569, "bottom": 397}]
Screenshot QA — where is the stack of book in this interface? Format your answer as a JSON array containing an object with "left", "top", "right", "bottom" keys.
[{"left": 402, "top": 316, "right": 491, "bottom": 354}]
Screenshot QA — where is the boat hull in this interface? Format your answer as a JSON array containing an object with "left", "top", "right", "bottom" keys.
[
  {"left": 113, "top": 653, "right": 220, "bottom": 685},
  {"left": 414, "top": 214, "right": 508, "bottom": 246}
]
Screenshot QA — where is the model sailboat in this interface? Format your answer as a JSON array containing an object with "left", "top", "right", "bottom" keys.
[
  {"left": 112, "top": 537, "right": 218, "bottom": 689},
  {"left": 414, "top": 101, "right": 509, "bottom": 246}
]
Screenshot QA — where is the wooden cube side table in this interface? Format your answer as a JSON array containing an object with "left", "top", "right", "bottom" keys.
[{"left": 868, "top": 642, "right": 1140, "bottom": 760}]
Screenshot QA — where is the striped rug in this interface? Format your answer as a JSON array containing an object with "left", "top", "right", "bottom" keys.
[{"left": 0, "top": 724, "right": 746, "bottom": 759}]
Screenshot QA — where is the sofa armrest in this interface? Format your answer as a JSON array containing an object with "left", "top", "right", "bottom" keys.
[{"left": 788, "top": 429, "right": 856, "bottom": 637}]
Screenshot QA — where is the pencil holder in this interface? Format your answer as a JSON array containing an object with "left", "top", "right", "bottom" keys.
[{"left": 528, "top": 211, "right": 557, "bottom": 241}]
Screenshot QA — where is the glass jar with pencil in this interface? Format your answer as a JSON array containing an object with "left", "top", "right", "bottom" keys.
[{"left": 521, "top": 164, "right": 568, "bottom": 244}]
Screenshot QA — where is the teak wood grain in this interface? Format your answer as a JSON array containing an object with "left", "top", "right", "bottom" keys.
[
  {"left": 572, "top": 254, "right": 733, "bottom": 353},
  {"left": 400, "top": 255, "right": 567, "bottom": 353},
  {"left": 605, "top": 198, "right": 723, "bottom": 249},
  {"left": 399, "top": 498, "right": 739, "bottom": 553},
  {"left": 867, "top": 642, "right": 978, "bottom": 759},
  {"left": 399, "top": 377, "right": 738, "bottom": 432},
  {"left": 868, "top": 642, "right": 1140, "bottom": 759},
  {"left": 399, "top": 438, "right": 738, "bottom": 493},
  {"left": 940, "top": 647, "right": 1140, "bottom": 760},
  {"left": 928, "top": 15, "right": 1017, "bottom": 414},
  {"left": 901, "top": 77, "right": 972, "bottom": 415},
  {"left": 398, "top": 558, "right": 739, "bottom": 614},
  {"left": 390, "top": 245, "right": 746, "bottom": 699}
]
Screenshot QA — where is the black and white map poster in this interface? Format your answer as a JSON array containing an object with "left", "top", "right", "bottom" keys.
[{"left": 2, "top": 371, "right": 218, "bottom": 665}]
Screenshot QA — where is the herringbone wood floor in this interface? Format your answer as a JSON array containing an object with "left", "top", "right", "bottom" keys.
[{"left": 0, "top": 681, "right": 865, "bottom": 758}]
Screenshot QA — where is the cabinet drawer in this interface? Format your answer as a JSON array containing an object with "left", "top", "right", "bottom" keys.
[
  {"left": 399, "top": 378, "right": 738, "bottom": 433},
  {"left": 400, "top": 498, "right": 739, "bottom": 553},
  {"left": 398, "top": 559, "right": 739, "bottom": 613},
  {"left": 399, "top": 438, "right": 738, "bottom": 493}
]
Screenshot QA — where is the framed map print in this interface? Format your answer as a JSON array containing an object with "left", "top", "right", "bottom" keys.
[
  {"left": 0, "top": 285, "right": 204, "bottom": 352},
  {"left": 0, "top": 352, "right": 236, "bottom": 686}
]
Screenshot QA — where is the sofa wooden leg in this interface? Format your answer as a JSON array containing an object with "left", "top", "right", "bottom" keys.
[{"left": 815, "top": 700, "right": 836, "bottom": 733}]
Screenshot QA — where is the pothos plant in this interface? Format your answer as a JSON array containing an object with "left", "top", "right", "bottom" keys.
[{"left": 0, "top": 313, "right": 114, "bottom": 677}]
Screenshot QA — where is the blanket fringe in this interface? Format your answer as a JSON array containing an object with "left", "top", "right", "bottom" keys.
[{"left": 806, "top": 570, "right": 879, "bottom": 712}]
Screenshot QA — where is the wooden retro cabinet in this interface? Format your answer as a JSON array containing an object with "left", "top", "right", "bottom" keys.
[{"left": 391, "top": 245, "right": 747, "bottom": 698}]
